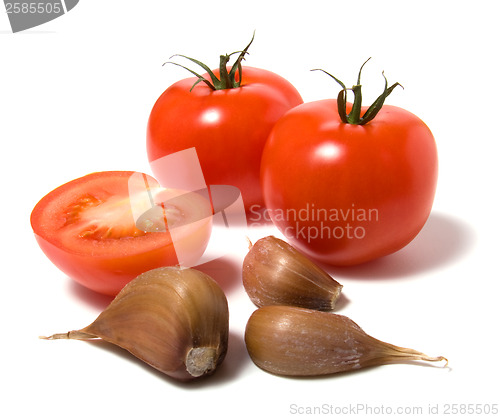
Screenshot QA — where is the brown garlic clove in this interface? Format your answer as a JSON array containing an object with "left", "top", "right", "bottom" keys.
[
  {"left": 242, "top": 236, "right": 343, "bottom": 310},
  {"left": 41, "top": 266, "right": 229, "bottom": 381},
  {"left": 245, "top": 306, "right": 448, "bottom": 377}
]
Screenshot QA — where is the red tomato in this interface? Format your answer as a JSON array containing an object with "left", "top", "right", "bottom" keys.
[
  {"left": 260, "top": 98, "right": 438, "bottom": 266},
  {"left": 146, "top": 66, "right": 303, "bottom": 211},
  {"left": 31, "top": 171, "right": 212, "bottom": 295}
]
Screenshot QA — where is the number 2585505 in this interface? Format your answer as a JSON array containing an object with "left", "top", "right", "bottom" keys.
[{"left": 5, "top": 2, "right": 62, "bottom": 14}]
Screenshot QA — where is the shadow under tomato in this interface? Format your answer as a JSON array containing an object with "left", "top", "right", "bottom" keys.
[
  {"left": 68, "top": 280, "right": 114, "bottom": 311},
  {"left": 195, "top": 255, "right": 242, "bottom": 294},
  {"left": 325, "top": 212, "right": 476, "bottom": 280}
]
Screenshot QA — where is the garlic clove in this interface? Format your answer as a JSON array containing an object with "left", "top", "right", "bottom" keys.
[
  {"left": 41, "top": 266, "right": 229, "bottom": 381},
  {"left": 242, "top": 236, "right": 343, "bottom": 310},
  {"left": 244, "top": 306, "right": 447, "bottom": 377}
]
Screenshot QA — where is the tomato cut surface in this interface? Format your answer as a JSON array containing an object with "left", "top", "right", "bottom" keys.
[{"left": 31, "top": 171, "right": 212, "bottom": 295}]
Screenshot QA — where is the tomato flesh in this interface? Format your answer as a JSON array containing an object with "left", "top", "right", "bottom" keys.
[{"left": 31, "top": 171, "right": 212, "bottom": 295}]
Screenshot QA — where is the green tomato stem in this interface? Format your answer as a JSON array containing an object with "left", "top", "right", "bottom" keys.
[
  {"left": 164, "top": 31, "right": 255, "bottom": 91},
  {"left": 312, "top": 58, "right": 403, "bottom": 125}
]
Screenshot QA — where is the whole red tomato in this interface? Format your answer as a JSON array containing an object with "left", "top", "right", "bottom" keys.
[
  {"left": 260, "top": 62, "right": 438, "bottom": 265},
  {"left": 146, "top": 35, "right": 303, "bottom": 212}
]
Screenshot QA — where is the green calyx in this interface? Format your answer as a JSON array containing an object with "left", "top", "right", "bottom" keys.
[
  {"left": 165, "top": 32, "right": 255, "bottom": 92},
  {"left": 312, "top": 58, "right": 403, "bottom": 125}
]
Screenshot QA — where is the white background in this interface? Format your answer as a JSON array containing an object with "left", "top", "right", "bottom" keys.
[{"left": 1, "top": 1, "right": 499, "bottom": 417}]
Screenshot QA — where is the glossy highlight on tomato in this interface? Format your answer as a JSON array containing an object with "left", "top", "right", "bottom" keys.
[
  {"left": 147, "top": 66, "right": 303, "bottom": 211},
  {"left": 30, "top": 171, "right": 212, "bottom": 295},
  {"left": 261, "top": 99, "right": 438, "bottom": 266}
]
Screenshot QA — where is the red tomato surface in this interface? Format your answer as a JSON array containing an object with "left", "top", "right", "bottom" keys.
[
  {"left": 31, "top": 171, "right": 212, "bottom": 295},
  {"left": 260, "top": 100, "right": 438, "bottom": 266},
  {"left": 146, "top": 66, "right": 303, "bottom": 212}
]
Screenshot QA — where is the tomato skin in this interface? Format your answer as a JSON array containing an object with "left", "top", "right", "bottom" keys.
[
  {"left": 260, "top": 100, "right": 438, "bottom": 266},
  {"left": 146, "top": 66, "right": 303, "bottom": 211},
  {"left": 32, "top": 234, "right": 178, "bottom": 296},
  {"left": 31, "top": 171, "right": 212, "bottom": 295}
]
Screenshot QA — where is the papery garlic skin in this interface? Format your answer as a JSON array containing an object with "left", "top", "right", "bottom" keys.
[
  {"left": 42, "top": 267, "right": 229, "bottom": 381},
  {"left": 242, "top": 236, "right": 342, "bottom": 310},
  {"left": 244, "top": 306, "right": 447, "bottom": 377}
]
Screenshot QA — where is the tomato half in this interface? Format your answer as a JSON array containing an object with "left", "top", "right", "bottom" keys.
[
  {"left": 31, "top": 171, "right": 212, "bottom": 295},
  {"left": 261, "top": 100, "right": 438, "bottom": 266},
  {"left": 146, "top": 66, "right": 303, "bottom": 212}
]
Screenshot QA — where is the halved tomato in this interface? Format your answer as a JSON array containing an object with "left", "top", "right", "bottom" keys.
[{"left": 31, "top": 171, "right": 212, "bottom": 296}]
